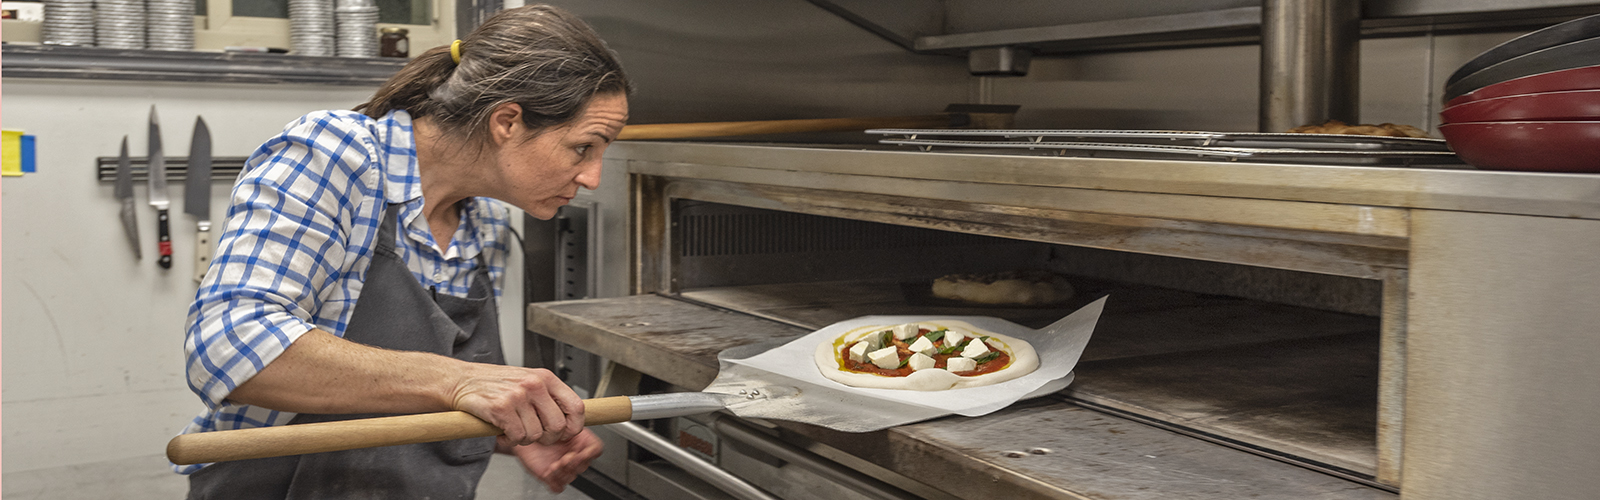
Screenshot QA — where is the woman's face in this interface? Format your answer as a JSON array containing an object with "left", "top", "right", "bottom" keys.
[{"left": 491, "top": 93, "right": 629, "bottom": 219}]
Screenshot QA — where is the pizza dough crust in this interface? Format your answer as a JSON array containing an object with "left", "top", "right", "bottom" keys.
[
  {"left": 812, "top": 320, "right": 1040, "bottom": 391},
  {"left": 931, "top": 271, "right": 1074, "bottom": 306}
]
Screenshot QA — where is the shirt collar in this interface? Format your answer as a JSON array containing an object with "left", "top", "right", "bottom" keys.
[{"left": 378, "top": 109, "right": 422, "bottom": 206}]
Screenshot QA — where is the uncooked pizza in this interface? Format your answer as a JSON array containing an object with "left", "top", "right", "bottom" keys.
[
  {"left": 931, "top": 270, "right": 1074, "bottom": 306},
  {"left": 812, "top": 320, "right": 1039, "bottom": 391}
]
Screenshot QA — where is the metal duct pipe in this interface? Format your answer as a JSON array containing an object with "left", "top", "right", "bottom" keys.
[{"left": 1259, "top": 0, "right": 1361, "bottom": 132}]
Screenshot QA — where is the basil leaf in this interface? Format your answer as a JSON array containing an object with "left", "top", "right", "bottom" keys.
[
  {"left": 926, "top": 329, "right": 946, "bottom": 342},
  {"left": 973, "top": 351, "right": 1000, "bottom": 364},
  {"left": 880, "top": 331, "right": 893, "bottom": 348},
  {"left": 897, "top": 357, "right": 909, "bottom": 368},
  {"left": 936, "top": 344, "right": 963, "bottom": 355}
]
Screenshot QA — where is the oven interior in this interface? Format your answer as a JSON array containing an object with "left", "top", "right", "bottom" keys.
[{"left": 664, "top": 200, "right": 1385, "bottom": 485}]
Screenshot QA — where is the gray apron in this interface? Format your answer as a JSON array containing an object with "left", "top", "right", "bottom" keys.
[{"left": 189, "top": 203, "right": 504, "bottom": 500}]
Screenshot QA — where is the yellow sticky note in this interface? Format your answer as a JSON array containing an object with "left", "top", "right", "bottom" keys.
[{"left": 2, "top": 129, "right": 22, "bottom": 177}]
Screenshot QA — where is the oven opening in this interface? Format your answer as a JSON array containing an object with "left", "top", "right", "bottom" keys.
[{"left": 672, "top": 200, "right": 1385, "bottom": 485}]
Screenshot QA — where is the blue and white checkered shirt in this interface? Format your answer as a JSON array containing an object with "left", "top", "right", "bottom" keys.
[{"left": 175, "top": 109, "right": 513, "bottom": 474}]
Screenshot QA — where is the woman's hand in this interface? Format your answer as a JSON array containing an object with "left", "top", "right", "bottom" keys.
[
  {"left": 499, "top": 428, "right": 605, "bottom": 493},
  {"left": 451, "top": 364, "right": 586, "bottom": 446}
]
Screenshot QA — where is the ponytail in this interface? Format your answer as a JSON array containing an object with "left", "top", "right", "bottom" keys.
[
  {"left": 353, "top": 5, "right": 631, "bottom": 142},
  {"left": 354, "top": 46, "right": 457, "bottom": 119}
]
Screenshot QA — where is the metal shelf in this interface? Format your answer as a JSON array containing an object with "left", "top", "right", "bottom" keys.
[{"left": 2, "top": 44, "right": 403, "bottom": 86}]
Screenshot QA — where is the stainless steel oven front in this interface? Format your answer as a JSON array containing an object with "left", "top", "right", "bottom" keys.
[{"left": 525, "top": 141, "right": 1600, "bottom": 500}]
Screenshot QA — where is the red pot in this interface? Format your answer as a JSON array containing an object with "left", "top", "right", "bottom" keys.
[{"left": 1439, "top": 121, "right": 1600, "bottom": 172}]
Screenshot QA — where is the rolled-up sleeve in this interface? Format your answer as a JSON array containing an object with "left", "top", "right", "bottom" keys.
[{"left": 185, "top": 113, "right": 379, "bottom": 410}]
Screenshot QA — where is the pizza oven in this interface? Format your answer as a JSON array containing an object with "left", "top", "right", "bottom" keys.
[{"left": 523, "top": 141, "right": 1600, "bottom": 500}]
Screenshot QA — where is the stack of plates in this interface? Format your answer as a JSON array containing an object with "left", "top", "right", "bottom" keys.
[
  {"left": 336, "top": 0, "right": 380, "bottom": 57},
  {"left": 289, "top": 0, "right": 335, "bottom": 57},
  {"left": 41, "top": 0, "right": 95, "bottom": 47},
  {"left": 95, "top": 0, "right": 146, "bottom": 49},
  {"left": 146, "top": 0, "right": 194, "bottom": 50}
]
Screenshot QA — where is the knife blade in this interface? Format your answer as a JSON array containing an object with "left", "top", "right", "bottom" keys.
[
  {"left": 185, "top": 116, "right": 213, "bottom": 282},
  {"left": 114, "top": 136, "right": 141, "bottom": 259},
  {"left": 148, "top": 105, "right": 172, "bottom": 269}
]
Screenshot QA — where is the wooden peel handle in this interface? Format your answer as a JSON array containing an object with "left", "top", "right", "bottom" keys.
[{"left": 167, "top": 396, "right": 634, "bottom": 465}]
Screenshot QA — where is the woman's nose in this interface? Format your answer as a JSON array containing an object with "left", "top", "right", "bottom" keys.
[{"left": 575, "top": 160, "right": 602, "bottom": 190}]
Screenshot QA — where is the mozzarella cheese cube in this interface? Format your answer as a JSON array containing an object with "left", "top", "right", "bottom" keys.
[
  {"left": 908, "top": 335, "right": 936, "bottom": 356},
  {"left": 907, "top": 352, "right": 936, "bottom": 371},
  {"left": 892, "top": 323, "right": 922, "bottom": 340},
  {"left": 848, "top": 341, "right": 870, "bottom": 363},
  {"left": 961, "top": 337, "right": 991, "bottom": 358},
  {"left": 869, "top": 346, "right": 901, "bottom": 370},
  {"left": 863, "top": 331, "right": 887, "bottom": 350},
  {"left": 943, "top": 328, "right": 967, "bottom": 345},
  {"left": 946, "top": 356, "right": 977, "bottom": 373}
]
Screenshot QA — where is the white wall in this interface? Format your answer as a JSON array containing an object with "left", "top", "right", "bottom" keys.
[{"left": 0, "top": 78, "right": 527, "bottom": 472}]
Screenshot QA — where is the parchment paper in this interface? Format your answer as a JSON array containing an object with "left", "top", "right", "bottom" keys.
[{"left": 726, "top": 296, "right": 1105, "bottom": 418}]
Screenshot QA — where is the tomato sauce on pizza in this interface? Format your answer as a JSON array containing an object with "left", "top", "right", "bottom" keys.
[{"left": 837, "top": 329, "right": 1012, "bottom": 377}]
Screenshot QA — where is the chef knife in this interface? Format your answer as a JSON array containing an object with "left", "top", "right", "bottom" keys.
[
  {"left": 185, "top": 116, "right": 213, "bottom": 282},
  {"left": 114, "top": 136, "right": 141, "bottom": 259},
  {"left": 148, "top": 105, "right": 172, "bottom": 269}
]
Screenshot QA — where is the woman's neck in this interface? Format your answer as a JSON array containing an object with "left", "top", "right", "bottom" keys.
[{"left": 411, "top": 117, "right": 482, "bottom": 251}]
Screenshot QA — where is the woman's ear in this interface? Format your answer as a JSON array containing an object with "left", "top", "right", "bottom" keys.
[{"left": 487, "top": 103, "right": 525, "bottom": 146}]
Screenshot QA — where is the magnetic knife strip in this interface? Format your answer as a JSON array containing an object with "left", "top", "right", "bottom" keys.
[{"left": 95, "top": 156, "right": 248, "bottom": 182}]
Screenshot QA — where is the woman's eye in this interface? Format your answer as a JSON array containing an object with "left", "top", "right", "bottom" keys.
[{"left": 575, "top": 145, "right": 591, "bottom": 156}]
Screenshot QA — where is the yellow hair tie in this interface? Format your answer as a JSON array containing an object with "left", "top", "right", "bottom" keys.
[{"left": 450, "top": 39, "right": 462, "bottom": 64}]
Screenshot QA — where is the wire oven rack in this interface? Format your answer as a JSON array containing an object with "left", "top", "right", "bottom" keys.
[{"left": 868, "top": 129, "right": 1463, "bottom": 166}]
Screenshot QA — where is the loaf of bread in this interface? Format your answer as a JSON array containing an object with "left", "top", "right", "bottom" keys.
[{"left": 931, "top": 270, "right": 1075, "bottom": 306}]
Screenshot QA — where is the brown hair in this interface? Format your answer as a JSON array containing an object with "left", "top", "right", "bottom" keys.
[{"left": 355, "top": 5, "right": 630, "bottom": 142}]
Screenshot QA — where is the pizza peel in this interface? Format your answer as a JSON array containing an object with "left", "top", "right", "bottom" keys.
[{"left": 168, "top": 299, "right": 1103, "bottom": 465}]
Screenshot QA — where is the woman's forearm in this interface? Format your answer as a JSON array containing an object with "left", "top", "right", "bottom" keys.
[
  {"left": 225, "top": 328, "right": 586, "bottom": 446},
  {"left": 227, "top": 329, "right": 460, "bottom": 414}
]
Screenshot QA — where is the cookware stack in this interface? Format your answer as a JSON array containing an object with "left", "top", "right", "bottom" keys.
[
  {"left": 1439, "top": 14, "right": 1600, "bottom": 172},
  {"left": 39, "top": 0, "right": 94, "bottom": 46},
  {"left": 335, "top": 0, "right": 380, "bottom": 57},
  {"left": 289, "top": 0, "right": 336, "bottom": 56}
]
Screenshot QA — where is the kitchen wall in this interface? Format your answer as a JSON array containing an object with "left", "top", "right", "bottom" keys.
[{"left": 0, "top": 80, "right": 391, "bottom": 473}]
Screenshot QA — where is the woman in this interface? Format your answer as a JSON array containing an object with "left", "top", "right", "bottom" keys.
[{"left": 176, "top": 5, "right": 629, "bottom": 498}]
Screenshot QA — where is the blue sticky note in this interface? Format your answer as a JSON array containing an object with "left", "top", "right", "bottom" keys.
[{"left": 21, "top": 135, "right": 36, "bottom": 173}]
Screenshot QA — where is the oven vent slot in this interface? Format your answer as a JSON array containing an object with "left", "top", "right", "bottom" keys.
[{"left": 679, "top": 212, "right": 999, "bottom": 257}]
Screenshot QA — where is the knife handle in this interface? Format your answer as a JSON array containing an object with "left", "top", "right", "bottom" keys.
[
  {"left": 194, "top": 225, "right": 211, "bottom": 282},
  {"left": 157, "top": 209, "right": 172, "bottom": 269}
]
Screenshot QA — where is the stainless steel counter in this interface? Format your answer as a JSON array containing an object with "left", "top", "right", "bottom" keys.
[{"left": 610, "top": 141, "right": 1600, "bottom": 222}]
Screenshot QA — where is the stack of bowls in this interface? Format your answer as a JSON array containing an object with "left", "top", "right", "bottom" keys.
[
  {"left": 146, "top": 0, "right": 195, "bottom": 50},
  {"left": 289, "top": 0, "right": 336, "bottom": 57},
  {"left": 95, "top": 0, "right": 146, "bottom": 49},
  {"left": 335, "top": 0, "right": 380, "bottom": 57},
  {"left": 41, "top": 0, "right": 95, "bottom": 47},
  {"left": 1439, "top": 14, "right": 1600, "bottom": 172}
]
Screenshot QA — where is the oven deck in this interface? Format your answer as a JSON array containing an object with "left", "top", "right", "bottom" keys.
[{"left": 527, "top": 278, "right": 1395, "bottom": 500}]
